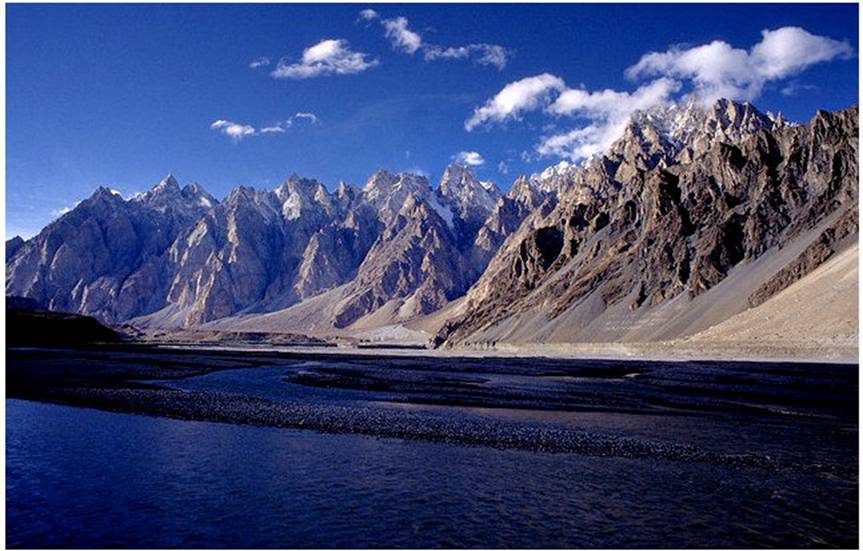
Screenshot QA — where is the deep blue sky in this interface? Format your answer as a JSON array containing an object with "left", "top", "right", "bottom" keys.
[{"left": 7, "top": 3, "right": 858, "bottom": 238}]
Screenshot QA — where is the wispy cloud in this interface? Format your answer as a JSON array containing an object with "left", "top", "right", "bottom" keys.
[
  {"left": 293, "top": 112, "right": 320, "bottom": 124},
  {"left": 424, "top": 44, "right": 511, "bottom": 70},
  {"left": 249, "top": 57, "right": 270, "bottom": 69},
  {"left": 467, "top": 26, "right": 852, "bottom": 162},
  {"left": 271, "top": 39, "right": 378, "bottom": 79},
  {"left": 454, "top": 151, "right": 485, "bottom": 166},
  {"left": 210, "top": 113, "right": 320, "bottom": 141},
  {"left": 780, "top": 80, "right": 818, "bottom": 96},
  {"left": 497, "top": 161, "right": 510, "bottom": 175},
  {"left": 368, "top": 11, "right": 511, "bottom": 69}
]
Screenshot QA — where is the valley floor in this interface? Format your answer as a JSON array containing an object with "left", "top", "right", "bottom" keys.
[{"left": 138, "top": 241, "right": 859, "bottom": 365}]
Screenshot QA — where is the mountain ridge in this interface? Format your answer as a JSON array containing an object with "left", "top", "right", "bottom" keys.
[{"left": 6, "top": 98, "right": 858, "bottom": 350}]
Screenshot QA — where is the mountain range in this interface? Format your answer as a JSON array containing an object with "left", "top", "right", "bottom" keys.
[{"left": 6, "top": 98, "right": 858, "bottom": 352}]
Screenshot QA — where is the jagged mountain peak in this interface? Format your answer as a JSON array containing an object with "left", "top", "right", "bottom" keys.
[
  {"left": 154, "top": 174, "right": 180, "bottom": 191},
  {"left": 180, "top": 183, "right": 217, "bottom": 208},
  {"left": 363, "top": 170, "right": 433, "bottom": 222},
  {"left": 225, "top": 184, "right": 261, "bottom": 204},
  {"left": 705, "top": 98, "right": 778, "bottom": 134},
  {"left": 601, "top": 97, "right": 791, "bottom": 172},
  {"left": 6, "top": 236, "right": 25, "bottom": 259},
  {"left": 275, "top": 175, "right": 334, "bottom": 221},
  {"left": 336, "top": 180, "right": 355, "bottom": 195},
  {"left": 440, "top": 163, "right": 501, "bottom": 196},
  {"left": 626, "top": 97, "right": 784, "bottom": 149},
  {"left": 131, "top": 175, "right": 216, "bottom": 216},
  {"left": 362, "top": 169, "right": 396, "bottom": 191},
  {"left": 439, "top": 162, "right": 474, "bottom": 185},
  {"left": 279, "top": 173, "right": 325, "bottom": 191},
  {"left": 88, "top": 186, "right": 125, "bottom": 204},
  {"left": 439, "top": 163, "right": 502, "bottom": 236}
]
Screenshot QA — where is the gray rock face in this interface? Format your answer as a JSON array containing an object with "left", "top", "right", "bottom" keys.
[
  {"left": 469, "top": 175, "right": 558, "bottom": 273},
  {"left": 6, "top": 179, "right": 212, "bottom": 323},
  {"left": 6, "top": 236, "right": 24, "bottom": 259},
  {"left": 331, "top": 167, "right": 498, "bottom": 327},
  {"left": 435, "top": 102, "right": 858, "bottom": 346},
  {"left": 438, "top": 164, "right": 502, "bottom": 244},
  {"left": 7, "top": 164, "right": 501, "bottom": 328},
  {"left": 333, "top": 191, "right": 470, "bottom": 327}
]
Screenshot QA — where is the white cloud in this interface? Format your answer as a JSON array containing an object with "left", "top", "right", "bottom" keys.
[
  {"left": 368, "top": 12, "right": 510, "bottom": 70},
  {"left": 383, "top": 17, "right": 422, "bottom": 54},
  {"left": 292, "top": 112, "right": 320, "bottom": 124},
  {"left": 752, "top": 27, "right": 852, "bottom": 79},
  {"left": 358, "top": 8, "right": 379, "bottom": 22},
  {"left": 467, "top": 75, "right": 679, "bottom": 161},
  {"left": 424, "top": 43, "right": 511, "bottom": 70},
  {"left": 539, "top": 78, "right": 681, "bottom": 161},
  {"left": 211, "top": 119, "right": 256, "bottom": 141},
  {"left": 405, "top": 167, "right": 428, "bottom": 177},
  {"left": 781, "top": 80, "right": 817, "bottom": 97},
  {"left": 271, "top": 39, "right": 378, "bottom": 79},
  {"left": 249, "top": 57, "right": 270, "bottom": 69},
  {"left": 258, "top": 125, "right": 286, "bottom": 134},
  {"left": 52, "top": 201, "right": 81, "bottom": 217},
  {"left": 465, "top": 73, "right": 566, "bottom": 131},
  {"left": 497, "top": 161, "right": 510, "bottom": 174},
  {"left": 455, "top": 151, "right": 485, "bottom": 166},
  {"left": 625, "top": 27, "right": 852, "bottom": 103},
  {"left": 471, "top": 26, "right": 851, "bottom": 163},
  {"left": 211, "top": 113, "right": 319, "bottom": 140},
  {"left": 549, "top": 77, "right": 679, "bottom": 118}
]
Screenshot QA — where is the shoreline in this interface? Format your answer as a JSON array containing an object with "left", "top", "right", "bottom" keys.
[{"left": 143, "top": 340, "right": 859, "bottom": 365}]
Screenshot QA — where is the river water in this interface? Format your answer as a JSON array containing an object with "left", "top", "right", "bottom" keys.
[{"left": 6, "top": 356, "right": 859, "bottom": 548}]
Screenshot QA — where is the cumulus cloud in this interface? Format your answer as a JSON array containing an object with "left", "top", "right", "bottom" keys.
[
  {"left": 383, "top": 16, "right": 423, "bottom": 54},
  {"left": 455, "top": 151, "right": 485, "bottom": 166},
  {"left": 249, "top": 57, "right": 270, "bottom": 69},
  {"left": 271, "top": 39, "right": 378, "bottom": 79},
  {"left": 211, "top": 113, "right": 319, "bottom": 141},
  {"left": 549, "top": 77, "right": 680, "bottom": 117},
  {"left": 625, "top": 27, "right": 852, "bottom": 103},
  {"left": 465, "top": 73, "right": 566, "bottom": 131},
  {"left": 424, "top": 43, "right": 511, "bottom": 70},
  {"left": 464, "top": 75, "right": 677, "bottom": 159},
  {"left": 469, "top": 26, "right": 851, "bottom": 162}
]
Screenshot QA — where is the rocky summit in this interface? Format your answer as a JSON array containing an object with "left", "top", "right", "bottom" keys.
[{"left": 6, "top": 99, "right": 859, "bottom": 347}]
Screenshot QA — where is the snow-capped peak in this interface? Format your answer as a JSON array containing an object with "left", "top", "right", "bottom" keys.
[{"left": 539, "top": 160, "right": 574, "bottom": 182}]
